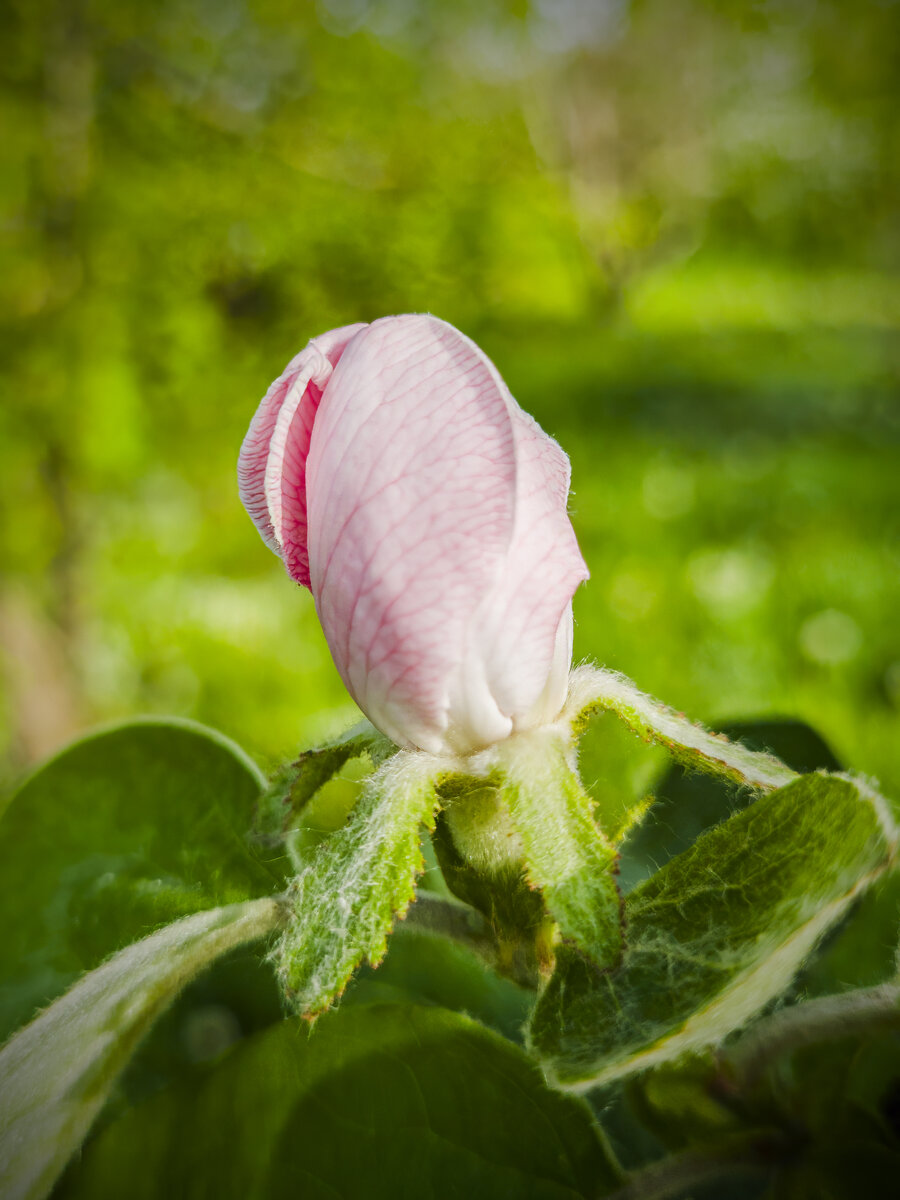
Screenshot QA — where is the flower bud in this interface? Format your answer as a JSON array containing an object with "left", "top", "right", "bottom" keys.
[{"left": 239, "top": 314, "right": 588, "bottom": 755}]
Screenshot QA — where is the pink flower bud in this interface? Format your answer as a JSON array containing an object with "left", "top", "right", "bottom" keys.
[{"left": 239, "top": 315, "right": 589, "bottom": 755}]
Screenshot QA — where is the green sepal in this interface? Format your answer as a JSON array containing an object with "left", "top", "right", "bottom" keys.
[
  {"left": 497, "top": 729, "right": 625, "bottom": 971},
  {"left": 530, "top": 772, "right": 898, "bottom": 1087},
  {"left": 432, "top": 775, "right": 548, "bottom": 987},
  {"left": 251, "top": 720, "right": 396, "bottom": 846},
  {"left": 567, "top": 666, "right": 798, "bottom": 793},
  {"left": 276, "top": 752, "right": 442, "bottom": 1016},
  {"left": 432, "top": 795, "right": 546, "bottom": 937}
]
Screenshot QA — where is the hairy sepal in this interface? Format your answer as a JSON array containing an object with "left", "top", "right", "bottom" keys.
[
  {"left": 252, "top": 721, "right": 396, "bottom": 847},
  {"left": 494, "top": 729, "right": 624, "bottom": 971},
  {"left": 275, "top": 752, "right": 442, "bottom": 1017},
  {"left": 566, "top": 665, "right": 798, "bottom": 793}
]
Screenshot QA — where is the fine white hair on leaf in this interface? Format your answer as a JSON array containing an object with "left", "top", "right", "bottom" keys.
[
  {"left": 530, "top": 770, "right": 896, "bottom": 1092},
  {"left": 0, "top": 898, "right": 284, "bottom": 1200},
  {"left": 274, "top": 751, "right": 444, "bottom": 1018},
  {"left": 558, "top": 865, "right": 883, "bottom": 1093},
  {"left": 837, "top": 771, "right": 900, "bottom": 851}
]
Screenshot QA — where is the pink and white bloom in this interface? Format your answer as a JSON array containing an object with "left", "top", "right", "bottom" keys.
[{"left": 239, "top": 315, "right": 588, "bottom": 756}]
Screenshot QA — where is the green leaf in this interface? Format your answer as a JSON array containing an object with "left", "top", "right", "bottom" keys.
[
  {"left": 529, "top": 773, "right": 898, "bottom": 1088},
  {"left": 497, "top": 729, "right": 624, "bottom": 969},
  {"left": 277, "top": 751, "right": 442, "bottom": 1015},
  {"left": 114, "top": 901, "right": 535, "bottom": 1117},
  {"left": 56, "top": 1005, "right": 622, "bottom": 1200},
  {"left": 251, "top": 720, "right": 396, "bottom": 847},
  {"left": 0, "top": 719, "right": 281, "bottom": 1043},
  {"left": 0, "top": 897, "right": 283, "bottom": 1200},
  {"left": 113, "top": 943, "right": 284, "bottom": 1117},
  {"left": 566, "top": 666, "right": 798, "bottom": 793},
  {"left": 620, "top": 719, "right": 842, "bottom": 892}
]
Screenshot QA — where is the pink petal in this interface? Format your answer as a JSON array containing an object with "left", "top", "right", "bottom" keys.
[
  {"left": 471, "top": 407, "right": 589, "bottom": 730},
  {"left": 237, "top": 323, "right": 366, "bottom": 587},
  {"left": 306, "top": 314, "right": 587, "bottom": 753}
]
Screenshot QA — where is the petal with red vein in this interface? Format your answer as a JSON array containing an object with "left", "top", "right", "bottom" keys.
[
  {"left": 307, "top": 315, "right": 519, "bottom": 752},
  {"left": 237, "top": 322, "right": 365, "bottom": 586}
]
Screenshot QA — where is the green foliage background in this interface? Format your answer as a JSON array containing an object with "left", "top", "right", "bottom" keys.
[{"left": 2, "top": 0, "right": 898, "bottom": 800}]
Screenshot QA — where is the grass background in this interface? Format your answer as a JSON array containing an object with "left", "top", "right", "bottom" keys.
[{"left": 2, "top": 0, "right": 898, "bottom": 803}]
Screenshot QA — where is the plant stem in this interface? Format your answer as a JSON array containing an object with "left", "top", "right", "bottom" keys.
[{"left": 725, "top": 981, "right": 900, "bottom": 1088}]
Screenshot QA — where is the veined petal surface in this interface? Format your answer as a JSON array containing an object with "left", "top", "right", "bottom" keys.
[
  {"left": 471, "top": 405, "right": 589, "bottom": 733},
  {"left": 306, "top": 315, "right": 587, "bottom": 754},
  {"left": 237, "top": 322, "right": 366, "bottom": 587}
]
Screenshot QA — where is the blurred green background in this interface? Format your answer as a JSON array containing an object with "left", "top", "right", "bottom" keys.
[{"left": 2, "top": 0, "right": 898, "bottom": 797}]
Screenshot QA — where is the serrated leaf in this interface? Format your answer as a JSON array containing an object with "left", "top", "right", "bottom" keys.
[
  {"left": 497, "top": 730, "right": 624, "bottom": 969},
  {"left": 251, "top": 719, "right": 396, "bottom": 846},
  {"left": 277, "top": 752, "right": 442, "bottom": 1015},
  {"left": 530, "top": 773, "right": 898, "bottom": 1088},
  {"left": 566, "top": 666, "right": 798, "bottom": 793},
  {"left": 0, "top": 897, "right": 283, "bottom": 1200},
  {"left": 0, "top": 719, "right": 281, "bottom": 1044},
  {"left": 56, "top": 1005, "right": 621, "bottom": 1200}
]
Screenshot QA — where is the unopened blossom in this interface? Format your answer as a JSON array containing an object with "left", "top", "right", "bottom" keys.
[{"left": 239, "top": 314, "right": 588, "bottom": 756}]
